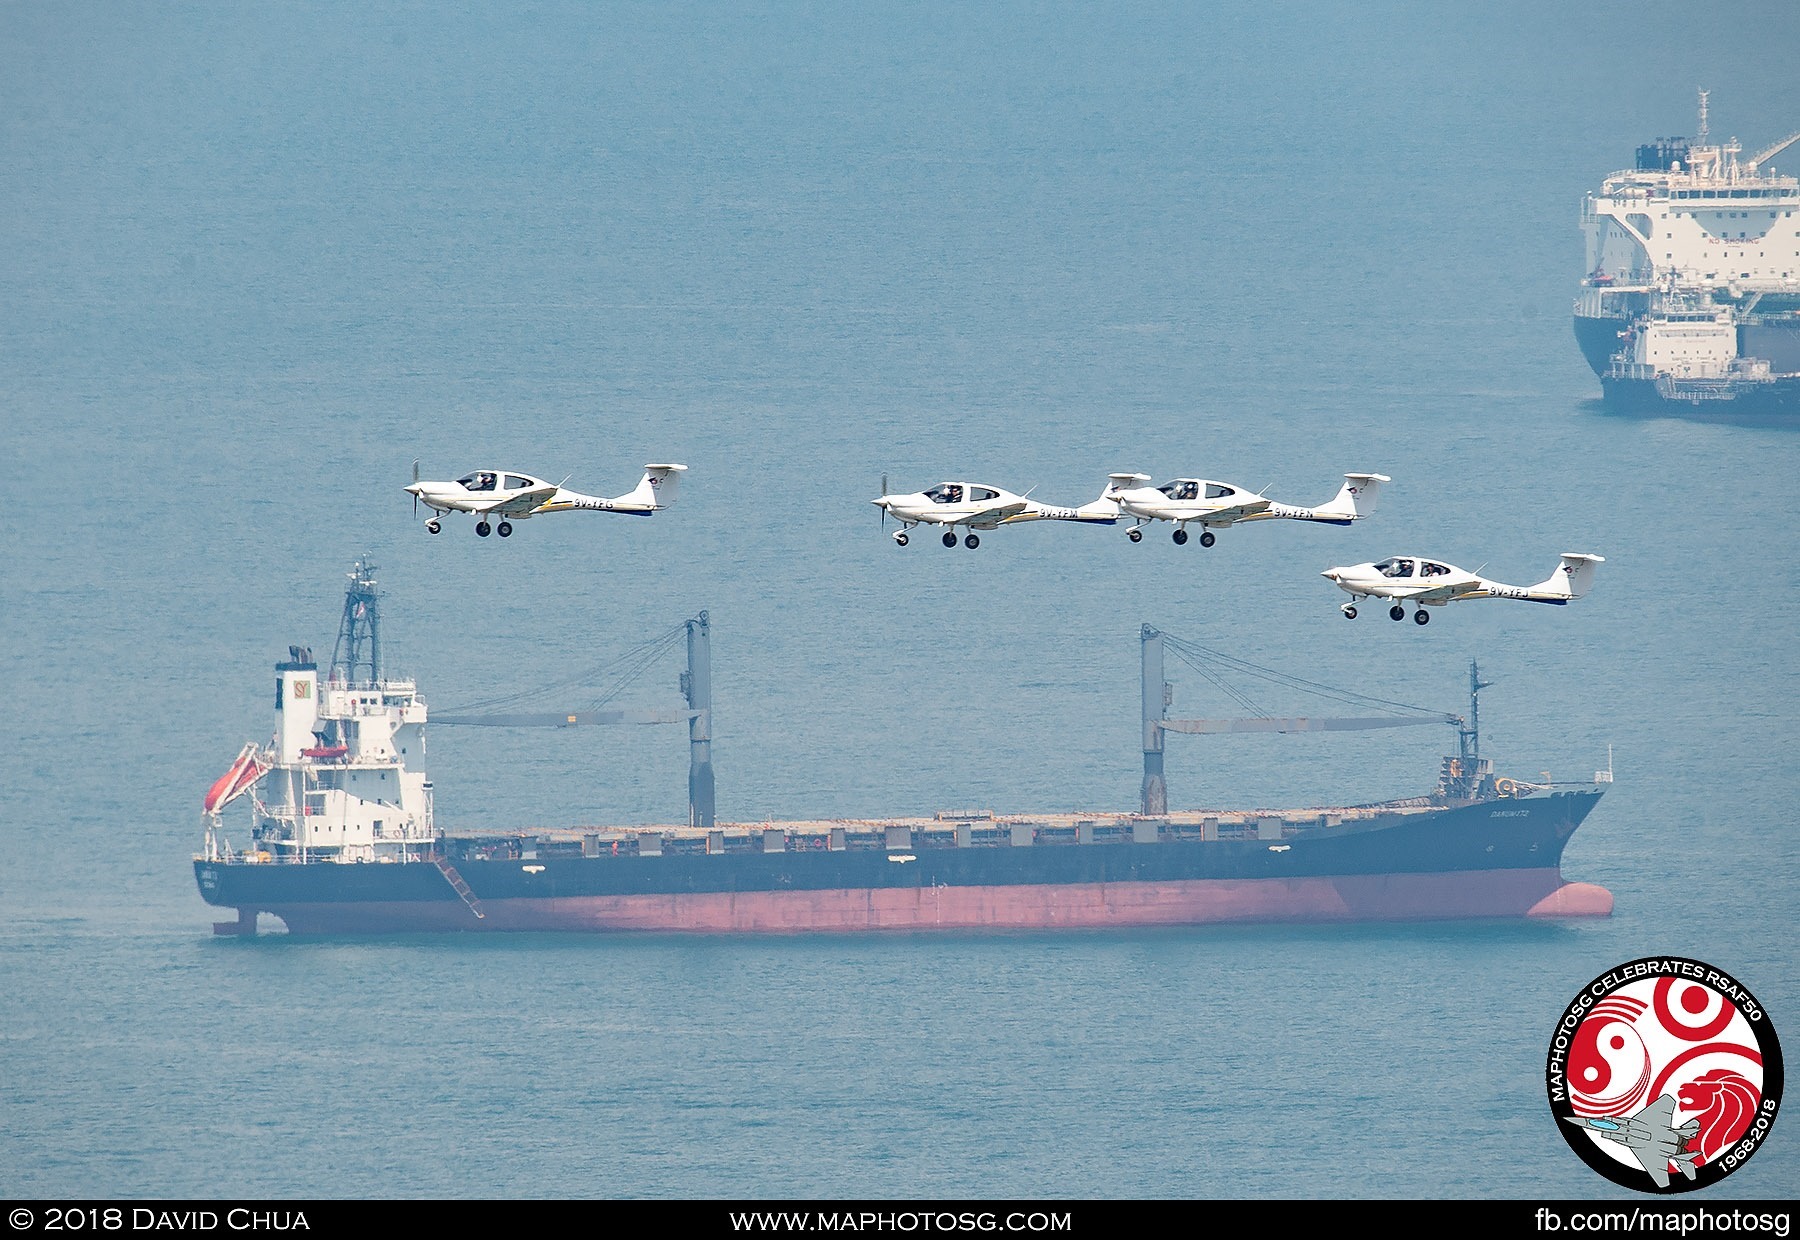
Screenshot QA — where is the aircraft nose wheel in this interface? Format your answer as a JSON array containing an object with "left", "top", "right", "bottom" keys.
[
  {"left": 1199, "top": 531, "right": 1216, "bottom": 547},
  {"left": 1389, "top": 604, "right": 1405, "bottom": 621},
  {"left": 964, "top": 533, "right": 979, "bottom": 548},
  {"left": 476, "top": 521, "right": 492, "bottom": 537},
  {"left": 497, "top": 521, "right": 513, "bottom": 538},
  {"left": 1341, "top": 605, "right": 1357, "bottom": 619},
  {"left": 1413, "top": 609, "right": 1430, "bottom": 626},
  {"left": 425, "top": 519, "right": 441, "bottom": 535},
  {"left": 1172, "top": 528, "right": 1189, "bottom": 545},
  {"left": 894, "top": 531, "right": 909, "bottom": 546},
  {"left": 941, "top": 531, "right": 958, "bottom": 548},
  {"left": 1127, "top": 527, "right": 1143, "bottom": 543}
]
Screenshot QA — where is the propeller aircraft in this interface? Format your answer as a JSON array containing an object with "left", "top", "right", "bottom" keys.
[
  {"left": 406, "top": 462, "right": 688, "bottom": 537},
  {"left": 1106, "top": 471, "right": 1390, "bottom": 545},
  {"left": 1321, "top": 552, "right": 1604, "bottom": 625},
  {"left": 871, "top": 477, "right": 1119, "bottom": 548}
]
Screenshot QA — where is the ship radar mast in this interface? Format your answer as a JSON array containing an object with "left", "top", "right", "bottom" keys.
[
  {"left": 330, "top": 557, "right": 381, "bottom": 686},
  {"left": 1458, "top": 659, "right": 1494, "bottom": 770}
]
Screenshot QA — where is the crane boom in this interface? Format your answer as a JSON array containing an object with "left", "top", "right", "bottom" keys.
[
  {"left": 1160, "top": 714, "right": 1455, "bottom": 735},
  {"left": 433, "top": 709, "right": 701, "bottom": 727},
  {"left": 1749, "top": 131, "right": 1800, "bottom": 170}
]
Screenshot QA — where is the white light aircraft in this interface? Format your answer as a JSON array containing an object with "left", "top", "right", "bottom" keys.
[
  {"left": 1321, "top": 552, "right": 1604, "bottom": 625},
  {"left": 1105, "top": 472, "right": 1390, "bottom": 545},
  {"left": 406, "top": 462, "right": 688, "bottom": 537},
  {"left": 871, "top": 477, "right": 1119, "bottom": 548}
]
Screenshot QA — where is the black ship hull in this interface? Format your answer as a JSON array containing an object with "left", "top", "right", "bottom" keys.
[{"left": 196, "top": 790, "right": 1610, "bottom": 935}]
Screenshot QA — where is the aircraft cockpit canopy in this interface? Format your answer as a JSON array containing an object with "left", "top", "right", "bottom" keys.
[
  {"left": 925, "top": 484, "right": 966, "bottom": 504},
  {"left": 460, "top": 471, "right": 499, "bottom": 492},
  {"left": 1376, "top": 557, "right": 1416, "bottom": 578},
  {"left": 503, "top": 474, "right": 537, "bottom": 490},
  {"left": 1203, "top": 483, "right": 1237, "bottom": 500},
  {"left": 1159, "top": 480, "right": 1200, "bottom": 501}
]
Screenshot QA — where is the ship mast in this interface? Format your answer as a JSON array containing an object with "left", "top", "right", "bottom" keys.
[
  {"left": 330, "top": 557, "right": 381, "bottom": 686},
  {"left": 682, "top": 611, "right": 715, "bottom": 829},
  {"left": 1140, "top": 625, "right": 1167, "bottom": 816},
  {"left": 1459, "top": 659, "right": 1494, "bottom": 770}
]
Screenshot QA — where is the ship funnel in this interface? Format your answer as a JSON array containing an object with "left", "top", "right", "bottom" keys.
[{"left": 276, "top": 652, "right": 319, "bottom": 764}]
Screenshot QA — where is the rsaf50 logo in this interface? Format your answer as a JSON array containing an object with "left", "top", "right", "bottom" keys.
[{"left": 1547, "top": 957, "right": 1782, "bottom": 1193}]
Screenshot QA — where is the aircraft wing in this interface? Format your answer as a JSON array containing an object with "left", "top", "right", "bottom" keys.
[
  {"left": 1387, "top": 580, "right": 1486, "bottom": 604},
  {"left": 1207, "top": 498, "right": 1274, "bottom": 523},
  {"left": 490, "top": 485, "right": 561, "bottom": 516},
  {"left": 970, "top": 502, "right": 1030, "bottom": 528},
  {"left": 1634, "top": 1151, "right": 1672, "bottom": 1190},
  {"left": 1630, "top": 1096, "right": 1682, "bottom": 1188}
]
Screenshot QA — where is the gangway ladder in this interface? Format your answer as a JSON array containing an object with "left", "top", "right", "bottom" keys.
[{"left": 434, "top": 855, "right": 486, "bottom": 920}]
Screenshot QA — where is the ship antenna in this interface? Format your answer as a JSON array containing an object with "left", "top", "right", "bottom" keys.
[{"left": 1697, "top": 87, "right": 1710, "bottom": 147}]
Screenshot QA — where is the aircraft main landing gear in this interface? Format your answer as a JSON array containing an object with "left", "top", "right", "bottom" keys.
[
  {"left": 1413, "top": 609, "right": 1430, "bottom": 626},
  {"left": 497, "top": 521, "right": 513, "bottom": 538},
  {"left": 1389, "top": 604, "right": 1405, "bottom": 621},
  {"left": 1172, "top": 528, "right": 1189, "bottom": 545},
  {"left": 1199, "top": 531, "right": 1216, "bottom": 547},
  {"left": 476, "top": 521, "right": 492, "bottom": 537},
  {"left": 426, "top": 519, "right": 441, "bottom": 535},
  {"left": 942, "top": 531, "right": 958, "bottom": 548},
  {"left": 964, "top": 533, "right": 979, "bottom": 548}
]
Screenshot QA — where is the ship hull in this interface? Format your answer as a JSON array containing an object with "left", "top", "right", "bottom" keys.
[
  {"left": 1599, "top": 372, "right": 1800, "bottom": 415},
  {"left": 1576, "top": 308, "right": 1800, "bottom": 398},
  {"left": 1575, "top": 308, "right": 1636, "bottom": 377},
  {"left": 196, "top": 790, "right": 1611, "bottom": 935},
  {"left": 221, "top": 870, "right": 1613, "bottom": 935}
]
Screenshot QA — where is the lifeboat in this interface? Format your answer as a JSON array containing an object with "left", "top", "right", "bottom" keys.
[{"left": 203, "top": 743, "right": 270, "bottom": 814}]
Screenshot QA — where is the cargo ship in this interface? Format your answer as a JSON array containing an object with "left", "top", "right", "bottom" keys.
[
  {"left": 1575, "top": 91, "right": 1800, "bottom": 413},
  {"left": 193, "top": 563, "right": 1614, "bottom": 936}
]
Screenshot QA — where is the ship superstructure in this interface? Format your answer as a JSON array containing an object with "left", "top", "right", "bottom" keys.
[
  {"left": 1575, "top": 91, "right": 1800, "bottom": 409},
  {"left": 199, "top": 559, "right": 436, "bottom": 868}
]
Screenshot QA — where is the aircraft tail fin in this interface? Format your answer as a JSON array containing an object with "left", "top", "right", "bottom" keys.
[
  {"left": 1106, "top": 471, "right": 1152, "bottom": 499},
  {"left": 1075, "top": 482, "right": 1123, "bottom": 522},
  {"left": 1530, "top": 552, "right": 1605, "bottom": 599},
  {"left": 1312, "top": 472, "right": 1390, "bottom": 520},
  {"left": 619, "top": 463, "right": 688, "bottom": 509}
]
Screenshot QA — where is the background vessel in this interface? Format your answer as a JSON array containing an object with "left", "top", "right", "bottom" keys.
[{"left": 1576, "top": 90, "right": 1800, "bottom": 412}]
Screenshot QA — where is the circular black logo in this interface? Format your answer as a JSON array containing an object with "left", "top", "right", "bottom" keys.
[{"left": 1546, "top": 957, "right": 1783, "bottom": 1193}]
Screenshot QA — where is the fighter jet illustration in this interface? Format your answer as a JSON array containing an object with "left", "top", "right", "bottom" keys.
[{"left": 1563, "top": 1095, "right": 1701, "bottom": 1188}]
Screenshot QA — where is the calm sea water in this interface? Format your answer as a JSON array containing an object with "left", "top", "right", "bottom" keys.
[{"left": 3, "top": 0, "right": 1797, "bottom": 1202}]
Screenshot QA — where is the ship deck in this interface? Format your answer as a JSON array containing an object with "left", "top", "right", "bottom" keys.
[{"left": 438, "top": 797, "right": 1462, "bottom": 852}]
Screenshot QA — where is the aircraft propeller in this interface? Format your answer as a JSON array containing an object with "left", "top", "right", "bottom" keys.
[
  {"left": 411, "top": 459, "right": 420, "bottom": 517},
  {"left": 879, "top": 473, "right": 888, "bottom": 529}
]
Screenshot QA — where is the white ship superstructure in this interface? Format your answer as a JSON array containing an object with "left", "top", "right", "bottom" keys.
[
  {"left": 199, "top": 560, "right": 436, "bottom": 865},
  {"left": 1574, "top": 91, "right": 1800, "bottom": 402}
]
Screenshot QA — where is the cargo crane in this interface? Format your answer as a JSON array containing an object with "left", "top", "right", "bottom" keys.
[
  {"left": 312, "top": 559, "right": 716, "bottom": 830},
  {"left": 431, "top": 613, "right": 716, "bottom": 828},
  {"left": 1139, "top": 624, "right": 1482, "bottom": 814}
]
